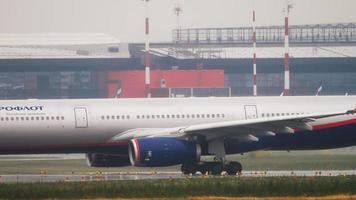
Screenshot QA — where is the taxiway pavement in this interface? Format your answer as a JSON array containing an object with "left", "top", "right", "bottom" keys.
[{"left": 1, "top": 170, "right": 355, "bottom": 183}]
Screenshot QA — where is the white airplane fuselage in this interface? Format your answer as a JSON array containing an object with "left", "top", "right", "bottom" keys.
[{"left": 0, "top": 96, "right": 355, "bottom": 154}]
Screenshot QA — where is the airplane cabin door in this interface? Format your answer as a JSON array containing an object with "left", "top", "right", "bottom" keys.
[
  {"left": 74, "top": 107, "right": 88, "bottom": 128},
  {"left": 244, "top": 105, "right": 258, "bottom": 119}
]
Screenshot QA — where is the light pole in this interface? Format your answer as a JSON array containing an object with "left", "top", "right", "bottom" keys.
[
  {"left": 283, "top": 0, "right": 293, "bottom": 96},
  {"left": 142, "top": 0, "right": 151, "bottom": 97},
  {"left": 252, "top": 10, "right": 257, "bottom": 96}
]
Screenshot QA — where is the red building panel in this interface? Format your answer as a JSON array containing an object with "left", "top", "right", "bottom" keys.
[
  {"left": 107, "top": 71, "right": 145, "bottom": 98},
  {"left": 107, "top": 70, "right": 224, "bottom": 98}
]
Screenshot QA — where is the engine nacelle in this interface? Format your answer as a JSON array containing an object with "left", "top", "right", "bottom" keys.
[
  {"left": 86, "top": 153, "right": 131, "bottom": 167},
  {"left": 129, "top": 138, "right": 201, "bottom": 167}
]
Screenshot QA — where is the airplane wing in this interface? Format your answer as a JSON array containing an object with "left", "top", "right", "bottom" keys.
[
  {"left": 182, "top": 110, "right": 356, "bottom": 141},
  {"left": 111, "top": 109, "right": 356, "bottom": 142}
]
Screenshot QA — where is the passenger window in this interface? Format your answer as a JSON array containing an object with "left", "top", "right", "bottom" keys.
[
  {"left": 10, "top": 117, "right": 14, "bottom": 121},
  {"left": 112, "top": 116, "right": 115, "bottom": 120},
  {"left": 26, "top": 117, "right": 29, "bottom": 121},
  {"left": 271, "top": 114, "right": 275, "bottom": 117},
  {"left": 141, "top": 115, "right": 145, "bottom": 119},
  {"left": 161, "top": 115, "right": 165, "bottom": 118},
  {"left": 15, "top": 117, "right": 19, "bottom": 121},
  {"left": 181, "top": 114, "right": 185, "bottom": 118},
  {"left": 212, "top": 114, "right": 215, "bottom": 118},
  {"left": 21, "top": 117, "right": 24, "bottom": 121},
  {"left": 217, "top": 114, "right": 220, "bottom": 118},
  {"left": 222, "top": 114, "right": 225, "bottom": 118},
  {"left": 202, "top": 114, "right": 205, "bottom": 118},
  {"left": 176, "top": 115, "right": 180, "bottom": 118},
  {"left": 137, "top": 115, "right": 140, "bottom": 119},
  {"left": 51, "top": 116, "right": 55, "bottom": 120},
  {"left": 166, "top": 115, "right": 170, "bottom": 119},
  {"left": 41, "top": 117, "right": 45, "bottom": 120},
  {"left": 262, "top": 114, "right": 265, "bottom": 117},
  {"left": 0, "top": 117, "right": 3, "bottom": 121},
  {"left": 192, "top": 114, "right": 195, "bottom": 118},
  {"left": 152, "top": 115, "right": 155, "bottom": 119},
  {"left": 197, "top": 114, "right": 200, "bottom": 118},
  {"left": 5, "top": 117, "right": 9, "bottom": 121},
  {"left": 126, "top": 115, "right": 130, "bottom": 119},
  {"left": 61, "top": 116, "right": 65, "bottom": 120},
  {"left": 276, "top": 113, "right": 280, "bottom": 117},
  {"left": 106, "top": 116, "right": 110, "bottom": 120},
  {"left": 156, "top": 115, "right": 160, "bottom": 119},
  {"left": 122, "top": 115, "right": 126, "bottom": 119},
  {"left": 187, "top": 114, "right": 190, "bottom": 118},
  {"left": 31, "top": 117, "right": 35, "bottom": 120}
]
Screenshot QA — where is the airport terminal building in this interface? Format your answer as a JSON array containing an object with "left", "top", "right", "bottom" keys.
[{"left": 0, "top": 23, "right": 355, "bottom": 99}]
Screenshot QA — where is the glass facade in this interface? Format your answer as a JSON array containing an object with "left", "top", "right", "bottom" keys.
[
  {"left": 168, "top": 88, "right": 230, "bottom": 97},
  {"left": 0, "top": 71, "right": 106, "bottom": 99},
  {"left": 225, "top": 72, "right": 356, "bottom": 96},
  {"left": 0, "top": 68, "right": 355, "bottom": 99},
  {"left": 291, "top": 73, "right": 356, "bottom": 95}
]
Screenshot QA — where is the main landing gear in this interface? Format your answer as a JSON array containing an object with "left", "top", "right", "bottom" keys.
[
  {"left": 181, "top": 161, "right": 242, "bottom": 176},
  {"left": 182, "top": 138, "right": 242, "bottom": 175}
]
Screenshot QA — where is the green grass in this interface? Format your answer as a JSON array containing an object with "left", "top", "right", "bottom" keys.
[
  {"left": 0, "top": 176, "right": 355, "bottom": 199},
  {"left": 0, "top": 151, "right": 355, "bottom": 174}
]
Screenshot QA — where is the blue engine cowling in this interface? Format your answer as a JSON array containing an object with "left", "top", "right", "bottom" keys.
[{"left": 128, "top": 138, "right": 201, "bottom": 167}]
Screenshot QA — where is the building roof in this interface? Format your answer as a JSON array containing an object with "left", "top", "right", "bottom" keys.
[
  {"left": 0, "top": 33, "right": 130, "bottom": 59},
  {"left": 0, "top": 33, "right": 120, "bottom": 46},
  {"left": 151, "top": 46, "right": 356, "bottom": 59}
]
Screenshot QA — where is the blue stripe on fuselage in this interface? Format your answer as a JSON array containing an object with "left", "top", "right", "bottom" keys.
[{"left": 225, "top": 122, "right": 356, "bottom": 154}]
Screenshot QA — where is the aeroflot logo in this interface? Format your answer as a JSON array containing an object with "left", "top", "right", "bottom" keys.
[{"left": 0, "top": 106, "right": 44, "bottom": 111}]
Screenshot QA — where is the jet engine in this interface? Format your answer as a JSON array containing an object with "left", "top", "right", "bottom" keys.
[
  {"left": 128, "top": 138, "right": 201, "bottom": 167},
  {"left": 86, "top": 153, "right": 131, "bottom": 167}
]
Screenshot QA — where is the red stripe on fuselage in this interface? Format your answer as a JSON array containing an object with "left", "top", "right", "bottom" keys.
[{"left": 313, "top": 118, "right": 356, "bottom": 130}]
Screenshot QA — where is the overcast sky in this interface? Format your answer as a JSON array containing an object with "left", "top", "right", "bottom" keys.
[{"left": 0, "top": 0, "right": 355, "bottom": 42}]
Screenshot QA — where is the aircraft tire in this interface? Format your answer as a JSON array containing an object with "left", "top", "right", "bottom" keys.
[
  {"left": 226, "top": 162, "right": 242, "bottom": 175},
  {"left": 211, "top": 163, "right": 223, "bottom": 175},
  {"left": 181, "top": 163, "right": 198, "bottom": 175}
]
